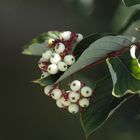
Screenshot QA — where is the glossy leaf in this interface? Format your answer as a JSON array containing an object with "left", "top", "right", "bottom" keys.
[
  {"left": 60, "top": 61, "right": 110, "bottom": 91},
  {"left": 57, "top": 35, "right": 136, "bottom": 83},
  {"left": 59, "top": 62, "right": 125, "bottom": 136},
  {"left": 107, "top": 57, "right": 140, "bottom": 97},
  {"left": 118, "top": 49, "right": 140, "bottom": 80},
  {"left": 81, "top": 76, "right": 129, "bottom": 137},
  {"left": 59, "top": 60, "right": 132, "bottom": 137},
  {"left": 74, "top": 33, "right": 114, "bottom": 59}
]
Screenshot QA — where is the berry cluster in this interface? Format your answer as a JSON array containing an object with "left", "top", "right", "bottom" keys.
[
  {"left": 38, "top": 31, "right": 83, "bottom": 78},
  {"left": 44, "top": 80, "right": 93, "bottom": 114}
]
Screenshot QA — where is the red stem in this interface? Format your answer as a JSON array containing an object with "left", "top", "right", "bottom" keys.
[{"left": 82, "top": 46, "right": 130, "bottom": 71}]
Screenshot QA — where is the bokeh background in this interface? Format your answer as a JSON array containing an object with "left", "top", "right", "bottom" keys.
[{"left": 1, "top": 0, "right": 140, "bottom": 140}]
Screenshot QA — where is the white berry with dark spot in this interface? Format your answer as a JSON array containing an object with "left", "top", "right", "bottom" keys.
[
  {"left": 81, "top": 86, "right": 92, "bottom": 97},
  {"left": 44, "top": 85, "right": 53, "bottom": 96},
  {"left": 68, "top": 104, "right": 79, "bottom": 114},
  {"left": 42, "top": 50, "right": 53, "bottom": 60},
  {"left": 39, "top": 57, "right": 48, "bottom": 63},
  {"left": 38, "top": 57, "right": 48, "bottom": 69},
  {"left": 51, "top": 89, "right": 62, "bottom": 100},
  {"left": 55, "top": 43, "right": 65, "bottom": 54},
  {"left": 68, "top": 91, "right": 80, "bottom": 103},
  {"left": 79, "top": 98, "right": 89, "bottom": 107},
  {"left": 64, "top": 55, "right": 75, "bottom": 65},
  {"left": 47, "top": 64, "right": 58, "bottom": 74},
  {"left": 56, "top": 98, "right": 64, "bottom": 108},
  {"left": 70, "top": 80, "right": 81, "bottom": 91},
  {"left": 76, "top": 33, "right": 83, "bottom": 42},
  {"left": 50, "top": 53, "right": 61, "bottom": 64},
  {"left": 61, "top": 31, "right": 71, "bottom": 40},
  {"left": 57, "top": 61, "right": 68, "bottom": 72},
  {"left": 41, "top": 71, "right": 50, "bottom": 79},
  {"left": 60, "top": 97, "right": 71, "bottom": 106}
]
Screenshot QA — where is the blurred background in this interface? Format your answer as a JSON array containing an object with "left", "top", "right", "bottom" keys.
[{"left": 0, "top": 0, "right": 140, "bottom": 140}]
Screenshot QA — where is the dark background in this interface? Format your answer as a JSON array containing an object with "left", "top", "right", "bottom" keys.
[{"left": 1, "top": 0, "right": 140, "bottom": 140}]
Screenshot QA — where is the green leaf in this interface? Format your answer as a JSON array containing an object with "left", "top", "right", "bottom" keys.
[
  {"left": 57, "top": 35, "right": 136, "bottom": 83},
  {"left": 73, "top": 33, "right": 114, "bottom": 59},
  {"left": 112, "top": 3, "right": 138, "bottom": 32},
  {"left": 33, "top": 74, "right": 61, "bottom": 86},
  {"left": 130, "top": 58, "right": 140, "bottom": 79},
  {"left": 60, "top": 61, "right": 110, "bottom": 91},
  {"left": 59, "top": 60, "right": 131, "bottom": 137},
  {"left": 22, "top": 43, "right": 48, "bottom": 56},
  {"left": 59, "top": 62, "right": 124, "bottom": 136},
  {"left": 106, "top": 57, "right": 140, "bottom": 97},
  {"left": 123, "top": 20, "right": 140, "bottom": 40},
  {"left": 22, "top": 31, "right": 60, "bottom": 56},
  {"left": 81, "top": 76, "right": 129, "bottom": 137},
  {"left": 122, "top": 0, "right": 140, "bottom": 7},
  {"left": 118, "top": 48, "right": 140, "bottom": 80}
]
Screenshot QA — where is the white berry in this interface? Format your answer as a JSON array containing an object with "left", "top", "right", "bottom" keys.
[
  {"left": 38, "top": 60, "right": 45, "bottom": 69},
  {"left": 51, "top": 89, "right": 62, "bottom": 100},
  {"left": 41, "top": 71, "right": 50, "bottom": 79},
  {"left": 44, "top": 85, "right": 53, "bottom": 96},
  {"left": 130, "top": 44, "right": 137, "bottom": 59},
  {"left": 61, "top": 31, "right": 71, "bottom": 40},
  {"left": 55, "top": 43, "right": 65, "bottom": 54},
  {"left": 38, "top": 57, "right": 48, "bottom": 69},
  {"left": 76, "top": 33, "right": 83, "bottom": 42},
  {"left": 68, "top": 104, "right": 79, "bottom": 114},
  {"left": 79, "top": 98, "right": 89, "bottom": 107},
  {"left": 64, "top": 55, "right": 75, "bottom": 65},
  {"left": 60, "top": 97, "right": 71, "bottom": 106},
  {"left": 50, "top": 53, "right": 61, "bottom": 64},
  {"left": 81, "top": 86, "right": 93, "bottom": 97},
  {"left": 70, "top": 80, "right": 81, "bottom": 91},
  {"left": 39, "top": 57, "right": 48, "bottom": 63},
  {"left": 56, "top": 98, "right": 64, "bottom": 108},
  {"left": 42, "top": 50, "right": 53, "bottom": 60},
  {"left": 57, "top": 61, "right": 68, "bottom": 72},
  {"left": 48, "top": 38, "right": 55, "bottom": 45},
  {"left": 47, "top": 64, "right": 58, "bottom": 74},
  {"left": 68, "top": 91, "right": 80, "bottom": 103}
]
